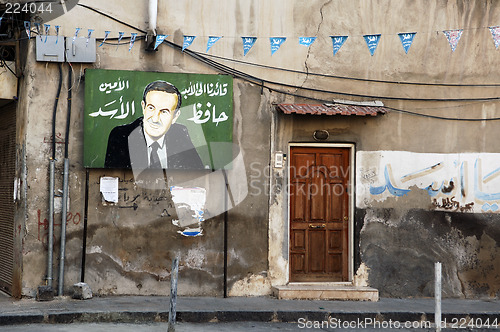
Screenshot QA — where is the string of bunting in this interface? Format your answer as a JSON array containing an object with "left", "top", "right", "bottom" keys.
[{"left": 21, "top": 21, "right": 500, "bottom": 55}]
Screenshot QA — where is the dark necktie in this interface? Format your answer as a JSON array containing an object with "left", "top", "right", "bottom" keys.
[{"left": 149, "top": 142, "right": 161, "bottom": 168}]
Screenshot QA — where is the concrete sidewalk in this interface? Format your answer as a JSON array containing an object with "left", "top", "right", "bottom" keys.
[{"left": 0, "top": 295, "right": 498, "bottom": 327}]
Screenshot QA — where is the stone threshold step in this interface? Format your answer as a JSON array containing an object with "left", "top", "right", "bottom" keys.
[{"left": 272, "top": 284, "right": 379, "bottom": 301}]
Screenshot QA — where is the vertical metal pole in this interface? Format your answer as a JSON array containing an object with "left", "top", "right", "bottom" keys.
[
  {"left": 58, "top": 158, "right": 69, "bottom": 295},
  {"left": 168, "top": 256, "right": 179, "bottom": 332},
  {"left": 435, "top": 262, "right": 442, "bottom": 332},
  {"left": 80, "top": 169, "right": 89, "bottom": 282},
  {"left": 223, "top": 170, "right": 228, "bottom": 298},
  {"left": 47, "top": 159, "right": 55, "bottom": 288}
]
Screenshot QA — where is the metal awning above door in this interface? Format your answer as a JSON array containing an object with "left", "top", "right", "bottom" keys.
[{"left": 276, "top": 103, "right": 389, "bottom": 116}]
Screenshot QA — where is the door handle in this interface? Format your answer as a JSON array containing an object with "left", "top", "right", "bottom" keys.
[{"left": 309, "top": 224, "right": 326, "bottom": 229}]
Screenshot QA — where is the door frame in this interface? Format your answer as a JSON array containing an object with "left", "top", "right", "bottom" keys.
[{"left": 287, "top": 143, "right": 355, "bottom": 283}]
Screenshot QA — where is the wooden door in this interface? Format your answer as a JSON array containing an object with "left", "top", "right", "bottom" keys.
[{"left": 289, "top": 146, "right": 350, "bottom": 282}]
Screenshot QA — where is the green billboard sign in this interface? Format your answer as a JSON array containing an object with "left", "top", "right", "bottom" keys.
[{"left": 84, "top": 69, "right": 233, "bottom": 170}]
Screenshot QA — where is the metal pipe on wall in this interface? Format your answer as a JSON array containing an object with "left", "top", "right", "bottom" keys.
[
  {"left": 47, "top": 63, "right": 63, "bottom": 288},
  {"left": 148, "top": 0, "right": 158, "bottom": 35},
  {"left": 47, "top": 160, "right": 55, "bottom": 288},
  {"left": 58, "top": 159, "right": 69, "bottom": 295},
  {"left": 58, "top": 63, "right": 72, "bottom": 296},
  {"left": 80, "top": 169, "right": 89, "bottom": 283}
]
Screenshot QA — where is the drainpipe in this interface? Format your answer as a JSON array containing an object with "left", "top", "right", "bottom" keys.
[
  {"left": 145, "top": 0, "right": 158, "bottom": 50},
  {"left": 47, "top": 63, "right": 63, "bottom": 288},
  {"left": 148, "top": 0, "right": 158, "bottom": 35},
  {"left": 58, "top": 64, "right": 72, "bottom": 296}
]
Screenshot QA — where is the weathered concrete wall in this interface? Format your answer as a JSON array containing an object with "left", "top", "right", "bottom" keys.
[
  {"left": 15, "top": 0, "right": 500, "bottom": 298},
  {"left": 18, "top": 21, "right": 271, "bottom": 296},
  {"left": 262, "top": 0, "right": 500, "bottom": 299},
  {"left": 19, "top": 39, "right": 87, "bottom": 296},
  {"left": 358, "top": 208, "right": 500, "bottom": 298}
]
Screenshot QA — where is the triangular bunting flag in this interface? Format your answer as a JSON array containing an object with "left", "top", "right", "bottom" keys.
[
  {"left": 242, "top": 37, "right": 257, "bottom": 56},
  {"left": 443, "top": 29, "right": 463, "bottom": 52},
  {"left": 182, "top": 35, "right": 196, "bottom": 51},
  {"left": 270, "top": 37, "right": 286, "bottom": 55},
  {"left": 86, "top": 29, "right": 94, "bottom": 47},
  {"left": 116, "top": 32, "right": 125, "bottom": 50},
  {"left": 363, "top": 34, "right": 381, "bottom": 56},
  {"left": 117, "top": 32, "right": 125, "bottom": 44},
  {"left": 129, "top": 33, "right": 137, "bottom": 51},
  {"left": 99, "top": 31, "right": 110, "bottom": 47},
  {"left": 55, "top": 25, "right": 60, "bottom": 44},
  {"left": 24, "top": 21, "right": 31, "bottom": 39},
  {"left": 206, "top": 36, "right": 222, "bottom": 52},
  {"left": 73, "top": 27, "right": 81, "bottom": 44},
  {"left": 330, "top": 36, "right": 348, "bottom": 55},
  {"left": 299, "top": 37, "right": 316, "bottom": 47},
  {"left": 488, "top": 26, "right": 500, "bottom": 49},
  {"left": 154, "top": 34, "right": 168, "bottom": 50},
  {"left": 398, "top": 32, "right": 416, "bottom": 54},
  {"left": 44, "top": 24, "right": 50, "bottom": 43},
  {"left": 0, "top": 18, "right": 2, "bottom": 29}
]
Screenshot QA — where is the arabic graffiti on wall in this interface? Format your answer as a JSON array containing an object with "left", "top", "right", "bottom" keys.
[
  {"left": 356, "top": 151, "right": 500, "bottom": 213},
  {"left": 84, "top": 69, "right": 233, "bottom": 169}
]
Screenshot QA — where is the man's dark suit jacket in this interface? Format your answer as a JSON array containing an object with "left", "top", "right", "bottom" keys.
[{"left": 104, "top": 117, "right": 204, "bottom": 170}]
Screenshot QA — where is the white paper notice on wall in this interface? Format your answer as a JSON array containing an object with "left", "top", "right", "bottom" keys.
[{"left": 100, "top": 177, "right": 119, "bottom": 203}]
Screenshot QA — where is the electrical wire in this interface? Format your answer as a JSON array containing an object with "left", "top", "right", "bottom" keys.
[
  {"left": 167, "top": 40, "right": 500, "bottom": 103},
  {"left": 270, "top": 86, "right": 500, "bottom": 121},
  {"left": 22, "top": 2, "right": 500, "bottom": 88},
  {"left": 0, "top": 57, "right": 16, "bottom": 76},
  {"left": 2, "top": 2, "right": 500, "bottom": 89},
  {"left": 385, "top": 106, "right": 500, "bottom": 121},
  {"left": 9, "top": 4, "right": 499, "bottom": 121},
  {"left": 199, "top": 52, "right": 500, "bottom": 88},
  {"left": 163, "top": 41, "right": 500, "bottom": 121},
  {"left": 77, "top": 3, "right": 147, "bottom": 34}
]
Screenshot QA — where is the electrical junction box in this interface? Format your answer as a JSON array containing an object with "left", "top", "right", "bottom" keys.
[
  {"left": 36, "top": 36, "right": 96, "bottom": 63},
  {"left": 65, "top": 37, "right": 96, "bottom": 63},
  {"left": 36, "top": 35, "right": 65, "bottom": 62}
]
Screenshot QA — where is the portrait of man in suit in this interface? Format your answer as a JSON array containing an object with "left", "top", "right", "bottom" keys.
[{"left": 104, "top": 80, "right": 204, "bottom": 170}]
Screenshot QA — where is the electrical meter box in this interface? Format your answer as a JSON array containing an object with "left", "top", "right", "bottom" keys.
[
  {"left": 36, "top": 36, "right": 96, "bottom": 63},
  {"left": 36, "top": 35, "right": 65, "bottom": 62},
  {"left": 65, "top": 37, "right": 96, "bottom": 63}
]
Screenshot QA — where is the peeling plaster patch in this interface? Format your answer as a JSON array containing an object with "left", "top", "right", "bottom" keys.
[
  {"left": 268, "top": 198, "right": 288, "bottom": 285},
  {"left": 54, "top": 195, "right": 69, "bottom": 214},
  {"left": 170, "top": 186, "right": 206, "bottom": 237},
  {"left": 228, "top": 274, "right": 272, "bottom": 296},
  {"left": 359, "top": 208, "right": 496, "bottom": 297},
  {"left": 88, "top": 246, "right": 103, "bottom": 254},
  {"left": 228, "top": 248, "right": 249, "bottom": 268},
  {"left": 459, "top": 233, "right": 500, "bottom": 297},
  {"left": 184, "top": 247, "right": 207, "bottom": 270},
  {"left": 90, "top": 252, "right": 171, "bottom": 281},
  {"left": 354, "top": 262, "right": 369, "bottom": 287}
]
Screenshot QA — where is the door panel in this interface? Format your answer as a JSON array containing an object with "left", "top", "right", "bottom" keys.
[
  {"left": 290, "top": 146, "right": 350, "bottom": 282},
  {"left": 308, "top": 230, "right": 326, "bottom": 272}
]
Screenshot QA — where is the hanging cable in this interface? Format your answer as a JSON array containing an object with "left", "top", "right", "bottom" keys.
[
  {"left": 77, "top": 3, "right": 147, "bottom": 34},
  {"left": 166, "top": 40, "right": 500, "bottom": 103},
  {"left": 199, "top": 52, "right": 500, "bottom": 88},
  {"left": 39, "top": 7, "right": 500, "bottom": 120}
]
